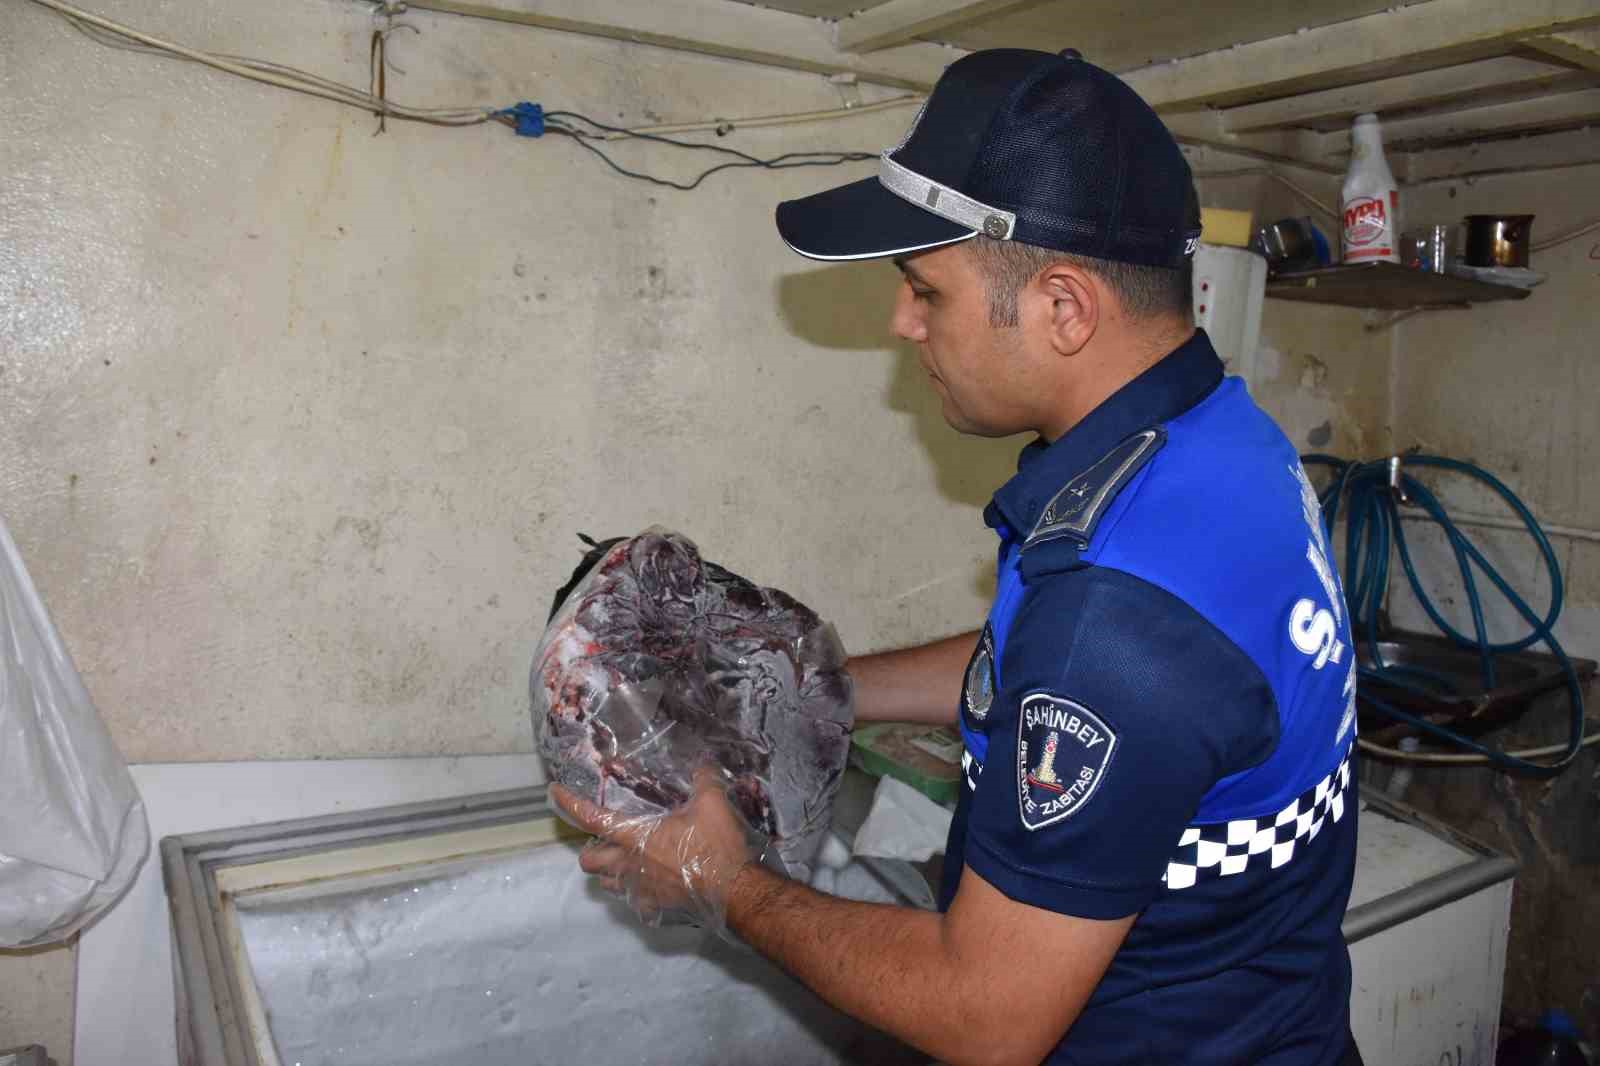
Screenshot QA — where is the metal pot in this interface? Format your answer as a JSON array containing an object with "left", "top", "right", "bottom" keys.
[
  {"left": 1462, "top": 214, "right": 1535, "bottom": 268},
  {"left": 1251, "top": 216, "right": 1327, "bottom": 273}
]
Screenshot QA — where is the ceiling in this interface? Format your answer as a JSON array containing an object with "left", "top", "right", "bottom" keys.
[
  {"left": 741, "top": 0, "right": 1407, "bottom": 76},
  {"left": 725, "top": 0, "right": 1600, "bottom": 178}
]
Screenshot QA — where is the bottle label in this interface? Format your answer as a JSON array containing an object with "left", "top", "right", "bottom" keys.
[{"left": 1343, "top": 195, "right": 1393, "bottom": 260}]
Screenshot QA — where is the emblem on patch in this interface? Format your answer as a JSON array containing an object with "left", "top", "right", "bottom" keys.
[
  {"left": 963, "top": 627, "right": 996, "bottom": 723},
  {"left": 1017, "top": 694, "right": 1116, "bottom": 830}
]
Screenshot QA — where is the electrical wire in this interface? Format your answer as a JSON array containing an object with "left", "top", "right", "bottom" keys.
[
  {"left": 34, "top": 0, "right": 880, "bottom": 188},
  {"left": 29, "top": 0, "right": 495, "bottom": 125},
  {"left": 1532, "top": 217, "right": 1600, "bottom": 252},
  {"left": 593, "top": 95, "right": 924, "bottom": 142},
  {"left": 1192, "top": 167, "right": 1341, "bottom": 224},
  {"left": 1401, "top": 508, "right": 1600, "bottom": 546},
  {"left": 1304, "top": 453, "right": 1593, "bottom": 776},
  {"left": 1360, "top": 730, "right": 1600, "bottom": 764},
  {"left": 540, "top": 110, "right": 874, "bottom": 192}
]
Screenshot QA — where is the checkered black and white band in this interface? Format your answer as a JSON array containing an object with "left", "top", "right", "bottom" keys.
[
  {"left": 962, "top": 748, "right": 980, "bottom": 792},
  {"left": 1163, "top": 743, "right": 1354, "bottom": 891}
]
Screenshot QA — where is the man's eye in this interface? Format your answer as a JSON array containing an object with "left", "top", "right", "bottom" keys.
[{"left": 911, "top": 287, "right": 935, "bottom": 301}]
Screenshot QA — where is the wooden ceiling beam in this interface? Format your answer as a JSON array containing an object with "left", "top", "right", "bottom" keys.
[
  {"left": 1163, "top": 112, "right": 1342, "bottom": 173},
  {"left": 1121, "top": 0, "right": 1600, "bottom": 112},
  {"left": 834, "top": 0, "right": 1035, "bottom": 55},
  {"left": 1402, "top": 125, "right": 1600, "bottom": 181},
  {"left": 1523, "top": 28, "right": 1600, "bottom": 73},
  {"left": 1218, "top": 58, "right": 1575, "bottom": 133},
  {"left": 1317, "top": 88, "right": 1600, "bottom": 153}
]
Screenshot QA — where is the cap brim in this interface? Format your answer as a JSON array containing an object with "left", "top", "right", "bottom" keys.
[{"left": 775, "top": 176, "right": 975, "bottom": 261}]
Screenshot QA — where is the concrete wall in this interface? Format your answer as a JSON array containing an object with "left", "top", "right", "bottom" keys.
[
  {"left": 0, "top": 0, "right": 1009, "bottom": 773},
  {"left": 0, "top": 2, "right": 1389, "bottom": 1056},
  {"left": 0, "top": 6, "right": 969, "bottom": 1057},
  {"left": 1376, "top": 167, "right": 1600, "bottom": 1042},
  {"left": 1193, "top": 163, "right": 1393, "bottom": 459},
  {"left": 1385, "top": 168, "right": 1600, "bottom": 662}
]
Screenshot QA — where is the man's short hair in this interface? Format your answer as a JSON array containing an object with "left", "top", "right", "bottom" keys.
[{"left": 965, "top": 236, "right": 1192, "bottom": 327}]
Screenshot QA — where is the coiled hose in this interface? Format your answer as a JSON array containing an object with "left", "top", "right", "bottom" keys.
[{"left": 1302, "top": 453, "right": 1592, "bottom": 777}]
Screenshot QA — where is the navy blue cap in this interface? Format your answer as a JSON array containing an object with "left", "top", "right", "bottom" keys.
[{"left": 776, "top": 49, "right": 1201, "bottom": 268}]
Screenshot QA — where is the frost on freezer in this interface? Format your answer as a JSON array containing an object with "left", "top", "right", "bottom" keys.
[
  {"left": 530, "top": 530, "right": 855, "bottom": 882},
  {"left": 233, "top": 845, "right": 912, "bottom": 1066}
]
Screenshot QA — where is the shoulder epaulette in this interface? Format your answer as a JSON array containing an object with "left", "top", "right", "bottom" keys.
[{"left": 1023, "top": 428, "right": 1166, "bottom": 551}]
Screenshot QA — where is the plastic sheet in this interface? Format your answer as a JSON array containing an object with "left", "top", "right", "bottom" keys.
[
  {"left": 531, "top": 530, "right": 853, "bottom": 926},
  {"left": 0, "top": 515, "right": 149, "bottom": 947},
  {"left": 853, "top": 776, "right": 955, "bottom": 866}
]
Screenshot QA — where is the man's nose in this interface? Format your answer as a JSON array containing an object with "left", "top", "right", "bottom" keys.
[{"left": 889, "top": 282, "right": 927, "bottom": 344}]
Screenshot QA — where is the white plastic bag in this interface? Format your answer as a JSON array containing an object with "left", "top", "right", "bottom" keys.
[{"left": 0, "top": 515, "right": 149, "bottom": 946}]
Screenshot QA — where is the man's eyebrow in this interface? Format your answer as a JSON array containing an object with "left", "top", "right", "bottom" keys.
[{"left": 893, "top": 257, "right": 932, "bottom": 287}]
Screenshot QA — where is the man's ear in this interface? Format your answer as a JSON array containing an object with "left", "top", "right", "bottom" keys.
[{"left": 1033, "top": 263, "right": 1099, "bottom": 356}]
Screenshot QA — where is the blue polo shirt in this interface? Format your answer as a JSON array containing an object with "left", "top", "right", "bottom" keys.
[{"left": 942, "top": 330, "right": 1358, "bottom": 1065}]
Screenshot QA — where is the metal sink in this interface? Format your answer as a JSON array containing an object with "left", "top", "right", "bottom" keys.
[{"left": 1355, "top": 628, "right": 1594, "bottom": 733}]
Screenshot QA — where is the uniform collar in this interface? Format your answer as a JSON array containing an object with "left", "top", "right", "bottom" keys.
[{"left": 986, "top": 329, "right": 1224, "bottom": 539}]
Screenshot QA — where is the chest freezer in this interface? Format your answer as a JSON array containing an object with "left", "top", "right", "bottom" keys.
[
  {"left": 162, "top": 784, "right": 925, "bottom": 1066},
  {"left": 162, "top": 778, "right": 1511, "bottom": 1066},
  {"left": 1344, "top": 790, "right": 1516, "bottom": 1066}
]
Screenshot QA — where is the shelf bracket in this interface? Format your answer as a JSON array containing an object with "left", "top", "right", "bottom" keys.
[{"left": 1362, "top": 304, "right": 1471, "bottom": 333}]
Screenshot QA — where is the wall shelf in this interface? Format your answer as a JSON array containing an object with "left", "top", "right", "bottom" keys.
[{"left": 1265, "top": 261, "right": 1533, "bottom": 311}]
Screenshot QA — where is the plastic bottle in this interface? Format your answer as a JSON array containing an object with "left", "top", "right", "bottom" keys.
[
  {"left": 1497, "top": 1009, "right": 1591, "bottom": 1066},
  {"left": 1340, "top": 113, "right": 1400, "bottom": 264}
]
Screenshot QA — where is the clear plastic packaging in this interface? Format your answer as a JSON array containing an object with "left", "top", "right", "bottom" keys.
[
  {"left": 0, "top": 515, "right": 149, "bottom": 947},
  {"left": 530, "top": 530, "right": 853, "bottom": 926}
]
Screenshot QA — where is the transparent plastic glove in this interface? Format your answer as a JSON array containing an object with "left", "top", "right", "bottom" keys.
[{"left": 550, "top": 766, "right": 765, "bottom": 933}]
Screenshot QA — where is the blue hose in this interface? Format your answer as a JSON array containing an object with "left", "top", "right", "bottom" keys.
[{"left": 1302, "top": 453, "right": 1588, "bottom": 777}]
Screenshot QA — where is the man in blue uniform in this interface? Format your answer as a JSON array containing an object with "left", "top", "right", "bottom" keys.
[{"left": 555, "top": 48, "right": 1361, "bottom": 1065}]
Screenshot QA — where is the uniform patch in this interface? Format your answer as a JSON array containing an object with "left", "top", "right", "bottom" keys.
[
  {"left": 1017, "top": 694, "right": 1116, "bottom": 830},
  {"left": 963, "top": 627, "right": 996, "bottom": 723}
]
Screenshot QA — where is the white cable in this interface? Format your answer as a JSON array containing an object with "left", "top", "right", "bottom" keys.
[
  {"left": 1532, "top": 217, "right": 1600, "bottom": 252},
  {"left": 1192, "top": 167, "right": 1340, "bottom": 224},
  {"left": 30, "top": 0, "right": 495, "bottom": 125},
  {"left": 1399, "top": 508, "right": 1600, "bottom": 546},
  {"left": 1360, "top": 731, "right": 1600, "bottom": 765},
  {"left": 596, "top": 95, "right": 925, "bottom": 142}
]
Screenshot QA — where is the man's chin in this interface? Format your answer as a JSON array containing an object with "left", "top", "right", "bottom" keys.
[{"left": 942, "top": 407, "right": 1026, "bottom": 440}]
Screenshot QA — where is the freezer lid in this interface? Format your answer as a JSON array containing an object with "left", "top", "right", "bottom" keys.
[{"left": 1343, "top": 789, "right": 1517, "bottom": 945}]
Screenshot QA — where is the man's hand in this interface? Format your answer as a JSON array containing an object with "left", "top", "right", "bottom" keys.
[{"left": 549, "top": 768, "right": 760, "bottom": 930}]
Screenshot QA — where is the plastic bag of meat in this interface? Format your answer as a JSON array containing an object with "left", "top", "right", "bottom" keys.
[{"left": 531, "top": 529, "right": 854, "bottom": 924}]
